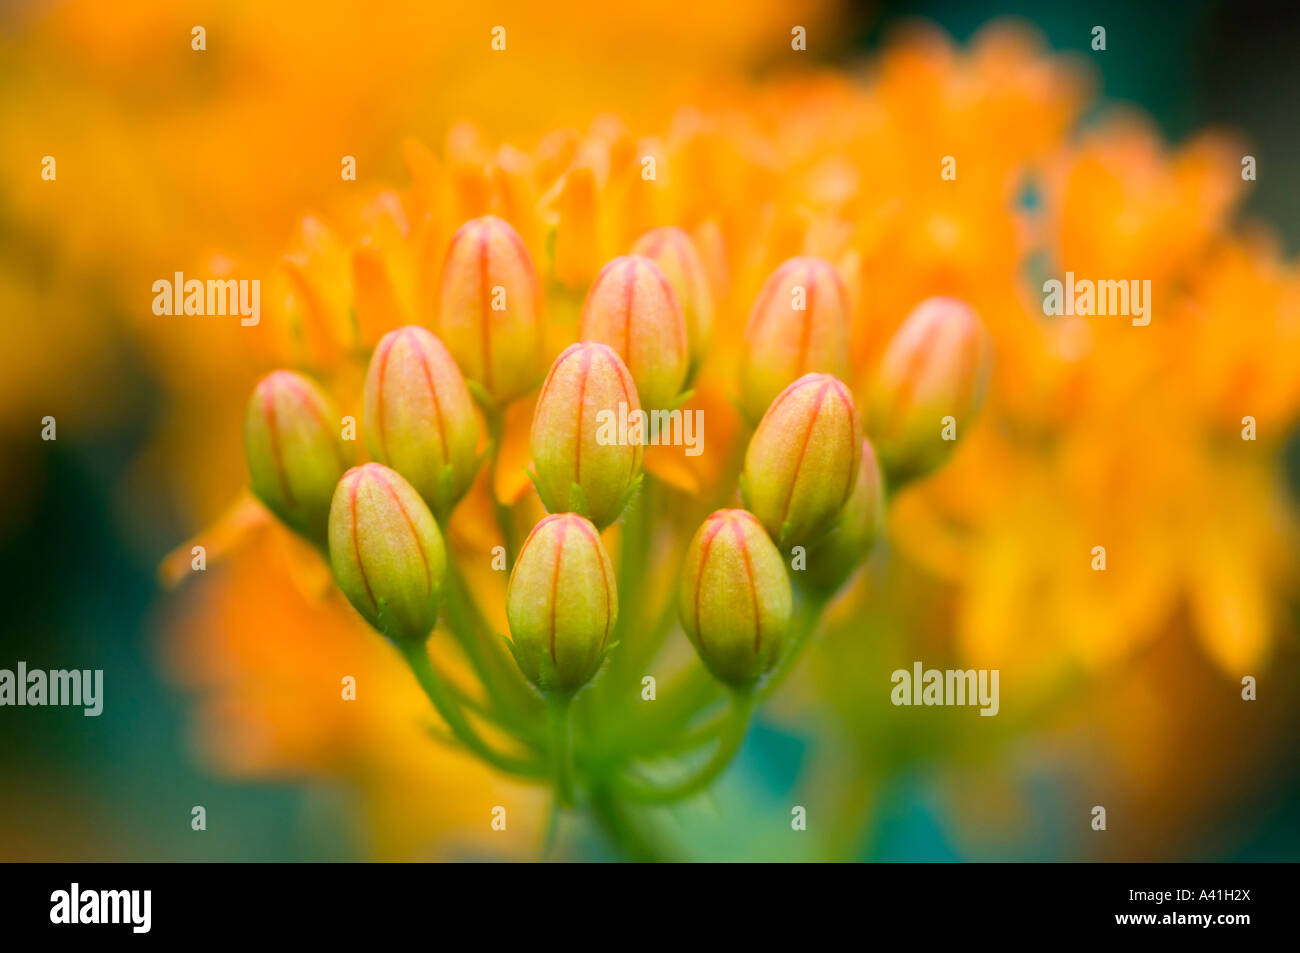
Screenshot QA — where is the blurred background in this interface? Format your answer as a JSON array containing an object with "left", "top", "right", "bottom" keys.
[{"left": 1, "top": 0, "right": 1297, "bottom": 861}]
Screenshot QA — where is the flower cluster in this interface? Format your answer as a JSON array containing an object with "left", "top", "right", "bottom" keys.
[
  {"left": 146, "top": 21, "right": 1300, "bottom": 858},
  {"left": 242, "top": 209, "right": 989, "bottom": 817}
]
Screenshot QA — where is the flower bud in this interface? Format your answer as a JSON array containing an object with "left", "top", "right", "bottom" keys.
[
  {"left": 630, "top": 227, "right": 713, "bottom": 374},
  {"left": 531, "top": 342, "right": 643, "bottom": 529},
  {"left": 802, "top": 438, "right": 886, "bottom": 593},
  {"left": 743, "top": 373, "right": 860, "bottom": 549},
  {"left": 364, "top": 326, "right": 480, "bottom": 519},
  {"left": 578, "top": 255, "right": 688, "bottom": 412},
  {"left": 739, "top": 256, "right": 851, "bottom": 423},
  {"left": 328, "top": 463, "right": 447, "bottom": 644},
  {"left": 506, "top": 513, "right": 617, "bottom": 693},
  {"left": 866, "top": 296, "right": 991, "bottom": 481},
  {"left": 679, "top": 509, "right": 792, "bottom": 685},
  {"left": 244, "top": 370, "right": 351, "bottom": 548},
  {"left": 437, "top": 215, "right": 542, "bottom": 406}
]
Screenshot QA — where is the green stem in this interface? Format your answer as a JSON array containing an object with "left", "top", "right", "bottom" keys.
[
  {"left": 484, "top": 408, "right": 517, "bottom": 568},
  {"left": 399, "top": 640, "right": 545, "bottom": 778},
  {"left": 546, "top": 692, "right": 576, "bottom": 807},
  {"left": 617, "top": 687, "right": 754, "bottom": 803},
  {"left": 587, "top": 475, "right": 653, "bottom": 753},
  {"left": 627, "top": 665, "right": 722, "bottom": 755},
  {"left": 758, "top": 594, "right": 827, "bottom": 703},
  {"left": 442, "top": 560, "right": 544, "bottom": 738},
  {"left": 658, "top": 706, "right": 731, "bottom": 755},
  {"left": 611, "top": 477, "right": 651, "bottom": 655},
  {"left": 588, "top": 785, "right": 668, "bottom": 861}
]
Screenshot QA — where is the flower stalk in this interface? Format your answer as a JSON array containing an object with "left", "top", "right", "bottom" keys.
[
  {"left": 546, "top": 692, "right": 577, "bottom": 807},
  {"left": 616, "top": 686, "right": 755, "bottom": 803}
]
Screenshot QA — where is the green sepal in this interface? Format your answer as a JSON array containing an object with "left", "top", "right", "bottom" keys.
[
  {"left": 433, "top": 463, "right": 457, "bottom": 523},
  {"left": 499, "top": 634, "right": 545, "bottom": 698},
  {"left": 465, "top": 378, "right": 497, "bottom": 411},
  {"left": 777, "top": 520, "right": 794, "bottom": 552},
  {"left": 568, "top": 481, "right": 591, "bottom": 521},
  {"left": 668, "top": 388, "right": 695, "bottom": 412},
  {"left": 603, "top": 472, "right": 644, "bottom": 529}
]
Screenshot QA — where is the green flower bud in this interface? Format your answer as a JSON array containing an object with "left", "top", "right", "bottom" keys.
[
  {"left": 742, "top": 372, "right": 861, "bottom": 549},
  {"left": 328, "top": 463, "right": 447, "bottom": 644},
  {"left": 739, "top": 256, "right": 851, "bottom": 424},
  {"left": 802, "top": 437, "right": 886, "bottom": 593},
  {"left": 579, "top": 255, "right": 689, "bottom": 412},
  {"left": 531, "top": 342, "right": 643, "bottom": 529},
  {"left": 630, "top": 227, "right": 714, "bottom": 375},
  {"left": 679, "top": 509, "right": 792, "bottom": 685},
  {"left": 506, "top": 513, "right": 617, "bottom": 694},
  {"left": 866, "top": 296, "right": 992, "bottom": 482},
  {"left": 244, "top": 369, "right": 351, "bottom": 548},
  {"left": 364, "top": 325, "right": 480, "bottom": 520}
]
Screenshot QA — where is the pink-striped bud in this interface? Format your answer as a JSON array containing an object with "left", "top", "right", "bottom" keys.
[
  {"left": 363, "top": 326, "right": 480, "bottom": 519},
  {"left": 578, "top": 255, "right": 688, "bottom": 412},
  {"left": 866, "top": 296, "right": 992, "bottom": 481},
  {"left": 437, "top": 215, "right": 543, "bottom": 406},
  {"left": 328, "top": 463, "right": 447, "bottom": 644},
  {"left": 630, "top": 227, "right": 714, "bottom": 375},
  {"left": 531, "top": 342, "right": 643, "bottom": 529},
  {"left": 739, "top": 256, "right": 851, "bottom": 423},
  {"left": 679, "top": 509, "right": 792, "bottom": 685},
  {"left": 802, "top": 438, "right": 886, "bottom": 593},
  {"left": 244, "top": 370, "right": 350, "bottom": 549},
  {"left": 506, "top": 513, "right": 617, "bottom": 693},
  {"left": 743, "top": 373, "right": 861, "bottom": 549}
]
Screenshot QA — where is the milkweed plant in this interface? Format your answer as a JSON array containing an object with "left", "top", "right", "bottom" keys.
[{"left": 243, "top": 214, "right": 991, "bottom": 856}]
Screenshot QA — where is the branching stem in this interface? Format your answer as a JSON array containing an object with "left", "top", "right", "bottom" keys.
[
  {"left": 400, "top": 640, "right": 545, "bottom": 778},
  {"left": 617, "top": 687, "right": 754, "bottom": 803}
]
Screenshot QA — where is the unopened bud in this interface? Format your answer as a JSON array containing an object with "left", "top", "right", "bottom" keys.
[
  {"left": 739, "top": 256, "right": 850, "bottom": 423},
  {"left": 803, "top": 438, "right": 886, "bottom": 593},
  {"left": 630, "top": 227, "right": 713, "bottom": 375},
  {"left": 578, "top": 255, "right": 688, "bottom": 412},
  {"left": 506, "top": 513, "right": 617, "bottom": 693},
  {"left": 364, "top": 326, "right": 480, "bottom": 519},
  {"left": 244, "top": 370, "right": 351, "bottom": 548},
  {"left": 328, "top": 463, "right": 447, "bottom": 644},
  {"left": 742, "top": 373, "right": 860, "bottom": 549},
  {"left": 437, "top": 215, "right": 543, "bottom": 406},
  {"left": 866, "top": 296, "right": 991, "bottom": 481},
  {"left": 531, "top": 342, "right": 643, "bottom": 529},
  {"left": 679, "top": 509, "right": 792, "bottom": 685}
]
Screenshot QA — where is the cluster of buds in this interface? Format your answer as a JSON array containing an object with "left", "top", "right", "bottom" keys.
[{"left": 240, "top": 213, "right": 991, "bottom": 825}]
